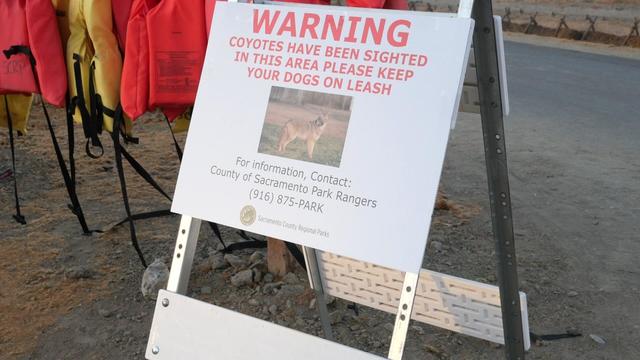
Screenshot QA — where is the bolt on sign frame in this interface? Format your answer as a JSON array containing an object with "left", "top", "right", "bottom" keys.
[{"left": 145, "top": 0, "right": 527, "bottom": 359}]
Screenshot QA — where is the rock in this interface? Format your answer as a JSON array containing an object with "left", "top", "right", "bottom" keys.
[
  {"left": 249, "top": 251, "right": 264, "bottom": 265},
  {"left": 224, "top": 254, "right": 247, "bottom": 270},
  {"left": 194, "top": 261, "right": 212, "bottom": 274},
  {"left": 283, "top": 272, "right": 299, "bottom": 284},
  {"left": 141, "top": 259, "right": 169, "bottom": 300},
  {"left": 324, "top": 294, "right": 336, "bottom": 305},
  {"left": 200, "top": 286, "right": 212, "bottom": 295},
  {"left": 568, "top": 291, "right": 579, "bottom": 297},
  {"left": 329, "top": 311, "right": 343, "bottom": 325},
  {"left": 383, "top": 323, "right": 394, "bottom": 332},
  {"left": 431, "top": 240, "right": 443, "bottom": 252},
  {"left": 411, "top": 325, "right": 425, "bottom": 335},
  {"left": 231, "top": 269, "right": 254, "bottom": 287},
  {"left": 98, "top": 308, "right": 113, "bottom": 318},
  {"left": 274, "top": 285, "right": 305, "bottom": 301},
  {"left": 425, "top": 345, "right": 446, "bottom": 357},
  {"left": 268, "top": 304, "right": 279, "bottom": 316},
  {"left": 263, "top": 273, "right": 274, "bottom": 283},
  {"left": 263, "top": 281, "right": 284, "bottom": 294},
  {"left": 248, "top": 299, "right": 260, "bottom": 306},
  {"left": 286, "top": 300, "right": 293, "bottom": 309},
  {"left": 252, "top": 268, "right": 263, "bottom": 283},
  {"left": 210, "top": 252, "right": 228, "bottom": 270},
  {"left": 216, "top": 243, "right": 226, "bottom": 251},
  {"left": 589, "top": 334, "right": 606, "bottom": 345},
  {"left": 309, "top": 298, "right": 317, "bottom": 310},
  {"left": 65, "top": 266, "right": 94, "bottom": 280}
]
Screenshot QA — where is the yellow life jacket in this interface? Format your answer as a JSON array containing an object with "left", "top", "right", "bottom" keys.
[
  {"left": 172, "top": 108, "right": 192, "bottom": 134},
  {"left": 65, "top": 0, "right": 132, "bottom": 156},
  {"left": 0, "top": 94, "right": 32, "bottom": 135}
]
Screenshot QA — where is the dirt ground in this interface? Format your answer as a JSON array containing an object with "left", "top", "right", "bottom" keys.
[{"left": 2, "top": 71, "right": 638, "bottom": 359}]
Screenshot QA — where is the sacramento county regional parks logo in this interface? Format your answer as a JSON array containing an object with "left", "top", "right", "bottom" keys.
[{"left": 240, "top": 205, "right": 256, "bottom": 226}]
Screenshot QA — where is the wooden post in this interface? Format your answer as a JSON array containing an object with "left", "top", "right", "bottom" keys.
[{"left": 267, "top": 237, "right": 295, "bottom": 277}]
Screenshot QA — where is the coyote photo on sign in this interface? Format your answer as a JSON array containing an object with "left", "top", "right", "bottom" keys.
[{"left": 258, "top": 86, "right": 352, "bottom": 167}]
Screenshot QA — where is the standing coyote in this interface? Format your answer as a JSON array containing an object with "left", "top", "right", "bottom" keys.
[{"left": 277, "top": 113, "right": 328, "bottom": 159}]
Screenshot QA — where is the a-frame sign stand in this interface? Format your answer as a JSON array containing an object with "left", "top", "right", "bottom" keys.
[
  {"left": 146, "top": 0, "right": 526, "bottom": 359},
  {"left": 472, "top": 0, "right": 526, "bottom": 358}
]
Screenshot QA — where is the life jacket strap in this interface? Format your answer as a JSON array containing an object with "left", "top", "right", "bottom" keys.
[
  {"left": 41, "top": 99, "right": 95, "bottom": 234},
  {"left": 70, "top": 54, "right": 103, "bottom": 159},
  {"left": 5, "top": 47, "right": 96, "bottom": 234},
  {"left": 164, "top": 114, "right": 183, "bottom": 160},
  {"left": 3, "top": 96, "right": 26, "bottom": 225},
  {"left": 111, "top": 104, "right": 148, "bottom": 267}
]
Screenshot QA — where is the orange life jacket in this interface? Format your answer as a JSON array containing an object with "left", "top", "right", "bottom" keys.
[
  {"left": 121, "top": 0, "right": 206, "bottom": 121},
  {"left": 0, "top": 0, "right": 67, "bottom": 107},
  {"left": 146, "top": 0, "right": 207, "bottom": 116}
]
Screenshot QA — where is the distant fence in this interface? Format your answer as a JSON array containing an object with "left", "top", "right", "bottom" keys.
[{"left": 408, "top": 1, "right": 640, "bottom": 48}]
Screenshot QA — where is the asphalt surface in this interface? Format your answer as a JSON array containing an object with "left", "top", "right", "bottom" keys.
[{"left": 503, "top": 41, "right": 639, "bottom": 357}]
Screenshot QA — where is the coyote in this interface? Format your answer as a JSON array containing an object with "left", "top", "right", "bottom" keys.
[{"left": 277, "top": 113, "right": 328, "bottom": 159}]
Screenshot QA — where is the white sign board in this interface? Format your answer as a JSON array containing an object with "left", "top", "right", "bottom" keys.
[{"left": 173, "top": 2, "right": 473, "bottom": 273}]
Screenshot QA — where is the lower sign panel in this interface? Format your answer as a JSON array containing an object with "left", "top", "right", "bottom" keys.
[{"left": 146, "top": 290, "right": 384, "bottom": 360}]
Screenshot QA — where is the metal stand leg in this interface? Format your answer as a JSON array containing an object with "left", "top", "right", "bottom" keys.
[
  {"left": 167, "top": 215, "right": 203, "bottom": 294},
  {"left": 302, "top": 247, "right": 334, "bottom": 341},
  {"left": 472, "top": 0, "right": 525, "bottom": 358},
  {"left": 388, "top": 272, "right": 419, "bottom": 360}
]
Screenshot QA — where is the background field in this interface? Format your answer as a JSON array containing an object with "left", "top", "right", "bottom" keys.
[{"left": 258, "top": 93, "right": 351, "bottom": 168}]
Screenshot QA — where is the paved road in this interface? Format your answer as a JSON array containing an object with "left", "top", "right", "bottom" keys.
[
  {"left": 503, "top": 41, "right": 638, "bottom": 357},
  {"left": 442, "top": 41, "right": 639, "bottom": 359},
  {"left": 505, "top": 40, "right": 640, "bottom": 288}
]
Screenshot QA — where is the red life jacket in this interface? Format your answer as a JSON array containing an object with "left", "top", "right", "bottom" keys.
[
  {"left": 112, "top": 0, "right": 134, "bottom": 51},
  {"left": 0, "top": 0, "right": 67, "bottom": 107},
  {"left": 205, "top": 0, "right": 216, "bottom": 39},
  {"left": 346, "top": 0, "right": 408, "bottom": 10},
  {"left": 146, "top": 0, "right": 207, "bottom": 116},
  {"left": 121, "top": 0, "right": 160, "bottom": 120}
]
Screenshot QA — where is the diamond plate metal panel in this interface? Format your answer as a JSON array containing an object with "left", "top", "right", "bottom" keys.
[{"left": 316, "top": 252, "right": 530, "bottom": 350}]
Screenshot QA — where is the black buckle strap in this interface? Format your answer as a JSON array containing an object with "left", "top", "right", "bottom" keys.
[
  {"left": 42, "top": 100, "right": 94, "bottom": 234},
  {"left": 71, "top": 54, "right": 102, "bottom": 158},
  {"left": 111, "top": 105, "right": 147, "bottom": 267},
  {"left": 3, "top": 96, "right": 26, "bottom": 225},
  {"left": 164, "top": 114, "right": 183, "bottom": 160},
  {"left": 4, "top": 45, "right": 96, "bottom": 233},
  {"left": 118, "top": 144, "right": 172, "bottom": 202}
]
